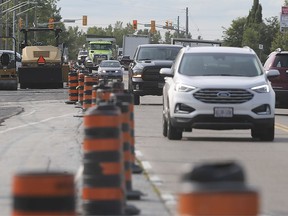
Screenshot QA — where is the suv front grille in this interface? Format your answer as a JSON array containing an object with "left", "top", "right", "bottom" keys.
[
  {"left": 193, "top": 89, "right": 254, "bottom": 104},
  {"left": 142, "top": 67, "right": 164, "bottom": 81}
]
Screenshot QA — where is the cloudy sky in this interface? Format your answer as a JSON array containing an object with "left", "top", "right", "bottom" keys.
[{"left": 57, "top": 0, "right": 284, "bottom": 40}]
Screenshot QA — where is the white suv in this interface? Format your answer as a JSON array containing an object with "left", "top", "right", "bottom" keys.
[{"left": 161, "top": 46, "right": 279, "bottom": 141}]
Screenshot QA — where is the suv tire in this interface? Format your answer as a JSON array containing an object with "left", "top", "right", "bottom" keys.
[
  {"left": 167, "top": 114, "right": 182, "bottom": 140},
  {"left": 134, "top": 95, "right": 140, "bottom": 105},
  {"left": 162, "top": 112, "right": 168, "bottom": 137},
  {"left": 251, "top": 122, "right": 274, "bottom": 141}
]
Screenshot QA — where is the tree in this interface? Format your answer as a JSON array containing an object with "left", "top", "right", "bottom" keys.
[
  {"left": 222, "top": 17, "right": 246, "bottom": 47},
  {"left": 246, "top": 0, "right": 262, "bottom": 26}
]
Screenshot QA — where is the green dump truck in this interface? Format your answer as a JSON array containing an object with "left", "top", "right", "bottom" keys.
[{"left": 84, "top": 35, "right": 117, "bottom": 72}]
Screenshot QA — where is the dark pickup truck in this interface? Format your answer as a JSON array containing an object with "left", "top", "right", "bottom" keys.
[{"left": 128, "top": 44, "right": 182, "bottom": 105}]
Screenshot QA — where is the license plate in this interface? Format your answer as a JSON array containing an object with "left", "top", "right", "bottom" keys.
[
  {"left": 214, "top": 107, "right": 233, "bottom": 117},
  {"left": 158, "top": 83, "right": 164, "bottom": 88}
]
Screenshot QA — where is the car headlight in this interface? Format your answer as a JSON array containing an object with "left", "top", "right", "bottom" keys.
[
  {"left": 132, "top": 64, "right": 144, "bottom": 78},
  {"left": 251, "top": 84, "right": 269, "bottom": 93},
  {"left": 99, "top": 70, "right": 106, "bottom": 73},
  {"left": 175, "top": 83, "right": 196, "bottom": 92}
]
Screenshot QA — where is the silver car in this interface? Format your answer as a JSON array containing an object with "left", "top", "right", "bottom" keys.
[
  {"left": 161, "top": 46, "right": 279, "bottom": 141},
  {"left": 96, "top": 60, "right": 124, "bottom": 82}
]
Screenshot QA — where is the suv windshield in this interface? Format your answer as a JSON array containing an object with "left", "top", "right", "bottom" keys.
[
  {"left": 179, "top": 53, "right": 263, "bottom": 77},
  {"left": 137, "top": 47, "right": 181, "bottom": 61}
]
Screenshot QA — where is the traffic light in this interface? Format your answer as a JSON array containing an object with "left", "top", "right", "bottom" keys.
[
  {"left": 165, "top": 21, "right": 169, "bottom": 29},
  {"left": 150, "top": 20, "right": 156, "bottom": 33},
  {"left": 133, "top": 20, "right": 137, "bottom": 30},
  {"left": 82, "top": 15, "right": 87, "bottom": 26},
  {"left": 169, "top": 21, "right": 173, "bottom": 30},
  {"left": 48, "top": 18, "right": 54, "bottom": 29},
  {"left": 18, "top": 18, "right": 23, "bottom": 29}
]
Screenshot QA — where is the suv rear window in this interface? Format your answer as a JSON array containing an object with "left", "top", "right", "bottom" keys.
[{"left": 179, "top": 53, "right": 263, "bottom": 77}]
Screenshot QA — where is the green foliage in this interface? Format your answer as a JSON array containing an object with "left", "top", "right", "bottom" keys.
[
  {"left": 246, "top": 0, "right": 262, "bottom": 26},
  {"left": 222, "top": 0, "right": 280, "bottom": 61},
  {"left": 271, "top": 31, "right": 288, "bottom": 51},
  {"left": 222, "top": 17, "right": 246, "bottom": 47}
]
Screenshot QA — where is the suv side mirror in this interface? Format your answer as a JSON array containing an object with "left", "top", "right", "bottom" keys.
[
  {"left": 266, "top": 69, "right": 280, "bottom": 78},
  {"left": 160, "top": 68, "right": 173, "bottom": 77},
  {"left": 1, "top": 53, "right": 10, "bottom": 66}
]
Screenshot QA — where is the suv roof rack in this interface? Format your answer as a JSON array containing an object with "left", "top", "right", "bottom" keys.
[{"left": 275, "top": 48, "right": 282, "bottom": 52}]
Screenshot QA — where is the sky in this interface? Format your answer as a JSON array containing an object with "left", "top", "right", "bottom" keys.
[{"left": 57, "top": 0, "right": 284, "bottom": 40}]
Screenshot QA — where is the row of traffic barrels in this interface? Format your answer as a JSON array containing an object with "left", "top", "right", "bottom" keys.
[{"left": 10, "top": 162, "right": 259, "bottom": 215}]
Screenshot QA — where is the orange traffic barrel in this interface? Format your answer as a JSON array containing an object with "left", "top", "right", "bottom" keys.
[
  {"left": 108, "top": 81, "right": 125, "bottom": 93},
  {"left": 117, "top": 101, "right": 142, "bottom": 201},
  {"left": 83, "top": 75, "right": 98, "bottom": 110},
  {"left": 65, "top": 71, "right": 78, "bottom": 104},
  {"left": 12, "top": 172, "right": 75, "bottom": 216},
  {"left": 77, "top": 73, "right": 85, "bottom": 106},
  {"left": 178, "top": 161, "right": 259, "bottom": 216},
  {"left": 82, "top": 103, "right": 125, "bottom": 215},
  {"left": 96, "top": 87, "right": 112, "bottom": 104},
  {"left": 91, "top": 81, "right": 111, "bottom": 106},
  {"left": 113, "top": 92, "right": 143, "bottom": 174}
]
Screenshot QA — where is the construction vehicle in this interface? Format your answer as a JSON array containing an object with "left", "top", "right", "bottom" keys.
[
  {"left": 84, "top": 35, "right": 118, "bottom": 72},
  {"left": 0, "top": 36, "right": 18, "bottom": 90},
  {"left": 18, "top": 28, "right": 64, "bottom": 89}
]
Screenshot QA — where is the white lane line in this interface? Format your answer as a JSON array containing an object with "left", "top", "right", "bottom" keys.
[
  {"left": 135, "top": 150, "right": 143, "bottom": 157},
  {"left": 74, "top": 165, "right": 83, "bottom": 183},
  {"left": 0, "top": 113, "right": 74, "bottom": 134},
  {"left": 150, "top": 175, "right": 163, "bottom": 185},
  {"left": 21, "top": 110, "right": 36, "bottom": 117},
  {"left": 141, "top": 161, "right": 152, "bottom": 170},
  {"left": 161, "top": 193, "right": 177, "bottom": 206}
]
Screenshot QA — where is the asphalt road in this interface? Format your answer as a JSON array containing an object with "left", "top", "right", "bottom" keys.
[{"left": 1, "top": 77, "right": 288, "bottom": 215}]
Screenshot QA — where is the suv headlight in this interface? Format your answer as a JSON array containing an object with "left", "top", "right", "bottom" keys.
[
  {"left": 251, "top": 84, "right": 269, "bottom": 93},
  {"left": 175, "top": 83, "right": 196, "bottom": 92}
]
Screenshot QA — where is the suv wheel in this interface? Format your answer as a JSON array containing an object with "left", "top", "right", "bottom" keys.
[
  {"left": 167, "top": 114, "right": 182, "bottom": 140},
  {"left": 251, "top": 123, "right": 274, "bottom": 141},
  {"left": 134, "top": 95, "right": 140, "bottom": 105},
  {"left": 162, "top": 112, "right": 167, "bottom": 137}
]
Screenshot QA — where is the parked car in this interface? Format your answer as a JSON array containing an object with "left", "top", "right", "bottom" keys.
[
  {"left": 264, "top": 48, "right": 288, "bottom": 108},
  {"left": 0, "top": 50, "right": 22, "bottom": 72},
  {"left": 128, "top": 44, "right": 183, "bottom": 105},
  {"left": 161, "top": 46, "right": 279, "bottom": 141},
  {"left": 96, "top": 60, "right": 124, "bottom": 82}
]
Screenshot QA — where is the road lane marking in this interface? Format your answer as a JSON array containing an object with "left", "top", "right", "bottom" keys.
[
  {"left": 150, "top": 175, "right": 163, "bottom": 185},
  {"left": 141, "top": 161, "right": 152, "bottom": 170},
  {"left": 275, "top": 123, "right": 288, "bottom": 132},
  {"left": 74, "top": 165, "right": 83, "bottom": 183},
  {"left": 21, "top": 110, "right": 36, "bottom": 117},
  {"left": 161, "top": 193, "right": 177, "bottom": 206},
  {"left": 0, "top": 113, "right": 74, "bottom": 134},
  {"left": 135, "top": 150, "right": 143, "bottom": 157}
]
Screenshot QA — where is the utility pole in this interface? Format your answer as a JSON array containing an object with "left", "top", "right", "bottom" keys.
[
  {"left": 12, "top": 0, "right": 17, "bottom": 51},
  {"left": 0, "top": 0, "right": 3, "bottom": 49},
  {"left": 177, "top": 16, "right": 180, "bottom": 37},
  {"left": 186, "top": 7, "right": 189, "bottom": 38}
]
